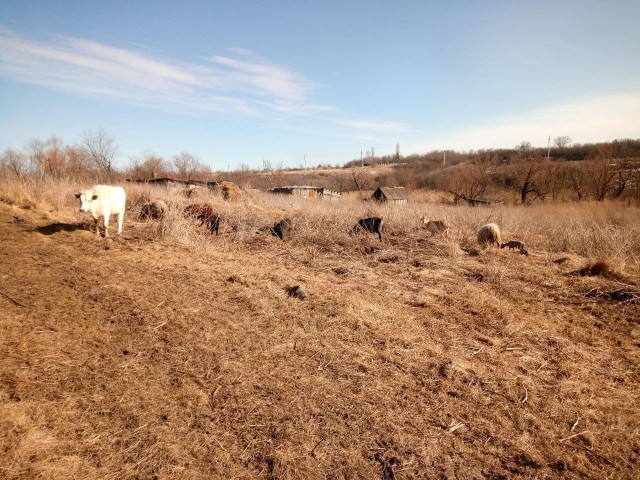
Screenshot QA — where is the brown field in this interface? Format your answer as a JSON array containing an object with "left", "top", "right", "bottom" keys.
[{"left": 1, "top": 179, "right": 639, "bottom": 479}]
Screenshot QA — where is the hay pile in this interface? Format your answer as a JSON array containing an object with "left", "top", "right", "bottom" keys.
[{"left": 219, "top": 181, "right": 243, "bottom": 201}]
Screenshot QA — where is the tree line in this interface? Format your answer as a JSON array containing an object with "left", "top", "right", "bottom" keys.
[
  {"left": 2, "top": 131, "right": 639, "bottom": 202},
  {"left": 346, "top": 138, "right": 640, "bottom": 168},
  {"left": 0, "top": 129, "right": 211, "bottom": 182},
  {"left": 364, "top": 138, "right": 640, "bottom": 203}
]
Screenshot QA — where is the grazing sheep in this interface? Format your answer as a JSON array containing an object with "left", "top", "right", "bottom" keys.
[
  {"left": 75, "top": 185, "right": 126, "bottom": 238},
  {"left": 501, "top": 240, "right": 526, "bottom": 251},
  {"left": 183, "top": 203, "right": 220, "bottom": 235},
  {"left": 139, "top": 200, "right": 167, "bottom": 220},
  {"left": 350, "top": 217, "right": 384, "bottom": 241},
  {"left": 477, "top": 223, "right": 502, "bottom": 247},
  {"left": 421, "top": 217, "right": 450, "bottom": 236},
  {"left": 270, "top": 218, "right": 293, "bottom": 240}
]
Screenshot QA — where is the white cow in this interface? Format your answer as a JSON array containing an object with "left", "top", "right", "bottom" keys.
[{"left": 75, "top": 185, "right": 126, "bottom": 238}]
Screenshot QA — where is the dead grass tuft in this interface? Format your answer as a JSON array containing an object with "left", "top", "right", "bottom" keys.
[{"left": 573, "top": 258, "right": 628, "bottom": 281}]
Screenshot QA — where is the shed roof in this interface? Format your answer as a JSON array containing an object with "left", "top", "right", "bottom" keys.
[
  {"left": 467, "top": 197, "right": 503, "bottom": 206},
  {"left": 375, "top": 187, "right": 408, "bottom": 200}
]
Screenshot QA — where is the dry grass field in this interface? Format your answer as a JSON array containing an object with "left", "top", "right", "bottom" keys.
[{"left": 1, "top": 178, "right": 639, "bottom": 479}]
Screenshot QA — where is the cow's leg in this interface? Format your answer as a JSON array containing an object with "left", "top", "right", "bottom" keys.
[
  {"left": 117, "top": 210, "right": 124, "bottom": 235},
  {"left": 103, "top": 209, "right": 110, "bottom": 238},
  {"left": 94, "top": 217, "right": 100, "bottom": 236}
]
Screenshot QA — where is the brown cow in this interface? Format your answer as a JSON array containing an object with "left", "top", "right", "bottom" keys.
[{"left": 183, "top": 203, "right": 220, "bottom": 235}]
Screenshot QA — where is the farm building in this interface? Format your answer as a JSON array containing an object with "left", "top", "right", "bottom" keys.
[
  {"left": 126, "top": 177, "right": 215, "bottom": 198},
  {"left": 269, "top": 186, "right": 341, "bottom": 200},
  {"left": 126, "top": 177, "right": 208, "bottom": 188},
  {"left": 467, "top": 198, "right": 504, "bottom": 207},
  {"left": 126, "top": 178, "right": 224, "bottom": 191},
  {"left": 127, "top": 177, "right": 188, "bottom": 187},
  {"left": 372, "top": 187, "right": 408, "bottom": 204}
]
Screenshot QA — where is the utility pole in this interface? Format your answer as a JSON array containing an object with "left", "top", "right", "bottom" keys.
[
  {"left": 361, "top": 150, "right": 363, "bottom": 168},
  {"left": 547, "top": 136, "right": 551, "bottom": 161},
  {"left": 443, "top": 151, "right": 446, "bottom": 167}
]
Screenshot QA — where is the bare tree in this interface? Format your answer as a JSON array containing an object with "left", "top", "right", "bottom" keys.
[
  {"left": 553, "top": 136, "right": 572, "bottom": 148},
  {"left": 632, "top": 164, "right": 640, "bottom": 204},
  {"left": 445, "top": 163, "right": 490, "bottom": 204},
  {"left": 513, "top": 160, "right": 545, "bottom": 204},
  {"left": 611, "top": 166, "right": 633, "bottom": 198},
  {"left": 516, "top": 141, "right": 533, "bottom": 157},
  {"left": 589, "top": 158, "right": 618, "bottom": 201},
  {"left": 44, "top": 136, "right": 66, "bottom": 177},
  {"left": 65, "top": 145, "right": 93, "bottom": 179},
  {"left": 81, "top": 128, "right": 118, "bottom": 175},
  {"left": 349, "top": 167, "right": 367, "bottom": 191},
  {"left": 261, "top": 159, "right": 286, "bottom": 188},
  {"left": 25, "top": 138, "right": 46, "bottom": 178},
  {"left": 128, "top": 152, "right": 169, "bottom": 179},
  {"left": 539, "top": 162, "right": 569, "bottom": 201},
  {"left": 0, "top": 148, "right": 29, "bottom": 178},
  {"left": 173, "top": 152, "right": 207, "bottom": 180},
  {"left": 568, "top": 164, "right": 587, "bottom": 200}
]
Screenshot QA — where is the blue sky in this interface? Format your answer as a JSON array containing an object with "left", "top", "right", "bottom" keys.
[{"left": 1, "top": 0, "right": 639, "bottom": 170}]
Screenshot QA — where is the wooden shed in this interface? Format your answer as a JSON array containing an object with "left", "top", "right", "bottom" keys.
[
  {"left": 467, "top": 198, "right": 504, "bottom": 207},
  {"left": 372, "top": 187, "right": 408, "bottom": 204},
  {"left": 269, "top": 186, "right": 341, "bottom": 200},
  {"left": 126, "top": 177, "right": 197, "bottom": 188}
]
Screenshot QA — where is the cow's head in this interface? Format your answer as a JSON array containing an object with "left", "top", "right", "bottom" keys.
[{"left": 75, "top": 190, "right": 98, "bottom": 212}]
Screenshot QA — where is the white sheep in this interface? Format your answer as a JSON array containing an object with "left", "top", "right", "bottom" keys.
[
  {"left": 477, "top": 223, "right": 502, "bottom": 247},
  {"left": 139, "top": 199, "right": 167, "bottom": 220}
]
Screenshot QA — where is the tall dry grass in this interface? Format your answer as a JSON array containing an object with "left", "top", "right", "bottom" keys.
[{"left": 2, "top": 178, "right": 638, "bottom": 272}]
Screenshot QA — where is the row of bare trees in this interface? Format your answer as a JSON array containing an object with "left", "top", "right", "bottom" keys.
[
  {"left": 439, "top": 157, "right": 640, "bottom": 204},
  {"left": 126, "top": 151, "right": 211, "bottom": 180},
  {"left": 0, "top": 130, "right": 211, "bottom": 182},
  {"left": 3, "top": 132, "right": 638, "bottom": 202},
  {"left": 1, "top": 131, "right": 116, "bottom": 180},
  {"left": 348, "top": 138, "right": 640, "bottom": 203}
]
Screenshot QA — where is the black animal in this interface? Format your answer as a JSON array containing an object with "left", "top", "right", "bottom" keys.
[
  {"left": 270, "top": 218, "right": 293, "bottom": 240},
  {"left": 350, "top": 217, "right": 383, "bottom": 241}
]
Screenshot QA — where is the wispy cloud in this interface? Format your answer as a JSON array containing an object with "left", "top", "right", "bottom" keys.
[
  {"left": 208, "top": 52, "right": 312, "bottom": 104},
  {"left": 0, "top": 28, "right": 201, "bottom": 97},
  {"left": 332, "top": 118, "right": 408, "bottom": 132},
  {"left": 0, "top": 27, "right": 404, "bottom": 135},
  {"left": 404, "top": 93, "right": 640, "bottom": 153}
]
